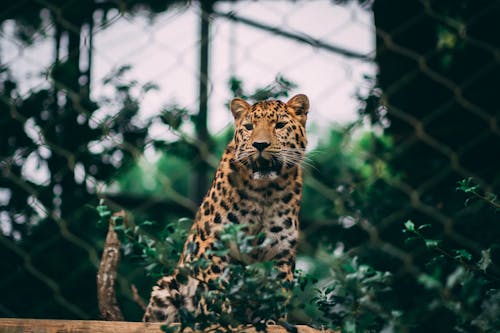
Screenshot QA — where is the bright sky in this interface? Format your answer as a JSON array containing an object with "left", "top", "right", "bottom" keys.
[
  {"left": 2, "top": 0, "right": 375, "bottom": 139},
  {"left": 94, "top": 1, "right": 375, "bottom": 138}
]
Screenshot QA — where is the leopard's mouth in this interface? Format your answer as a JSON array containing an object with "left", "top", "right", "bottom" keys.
[{"left": 250, "top": 157, "right": 282, "bottom": 180}]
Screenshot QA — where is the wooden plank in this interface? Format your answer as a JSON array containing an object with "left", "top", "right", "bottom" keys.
[{"left": 0, "top": 319, "right": 330, "bottom": 333}]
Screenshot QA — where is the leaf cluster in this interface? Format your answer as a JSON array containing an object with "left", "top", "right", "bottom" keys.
[
  {"left": 403, "top": 201, "right": 500, "bottom": 333},
  {"left": 229, "top": 75, "right": 297, "bottom": 102},
  {"left": 97, "top": 201, "right": 190, "bottom": 278},
  {"left": 173, "top": 224, "right": 298, "bottom": 332},
  {"left": 313, "top": 257, "right": 400, "bottom": 333}
]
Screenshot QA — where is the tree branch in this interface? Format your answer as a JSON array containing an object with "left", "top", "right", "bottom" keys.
[
  {"left": 97, "top": 211, "right": 125, "bottom": 321},
  {"left": 214, "top": 10, "right": 374, "bottom": 62}
]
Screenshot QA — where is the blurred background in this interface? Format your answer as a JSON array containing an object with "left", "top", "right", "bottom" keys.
[{"left": 1, "top": 0, "right": 499, "bottom": 332}]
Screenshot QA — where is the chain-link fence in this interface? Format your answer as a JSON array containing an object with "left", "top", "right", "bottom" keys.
[{"left": 1, "top": 0, "right": 499, "bottom": 331}]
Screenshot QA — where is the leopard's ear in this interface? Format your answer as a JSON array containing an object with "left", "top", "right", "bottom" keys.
[
  {"left": 286, "top": 94, "right": 310, "bottom": 126},
  {"left": 230, "top": 98, "right": 250, "bottom": 120}
]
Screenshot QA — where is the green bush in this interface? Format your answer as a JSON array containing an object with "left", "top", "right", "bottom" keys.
[{"left": 100, "top": 174, "right": 499, "bottom": 332}]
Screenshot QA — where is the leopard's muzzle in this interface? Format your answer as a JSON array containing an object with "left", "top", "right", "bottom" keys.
[{"left": 250, "top": 156, "right": 282, "bottom": 180}]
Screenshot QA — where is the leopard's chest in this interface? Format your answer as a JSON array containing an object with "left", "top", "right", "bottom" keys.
[{"left": 226, "top": 194, "right": 299, "bottom": 264}]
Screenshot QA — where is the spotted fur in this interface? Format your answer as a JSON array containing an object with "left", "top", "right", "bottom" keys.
[{"left": 143, "top": 94, "right": 310, "bottom": 323}]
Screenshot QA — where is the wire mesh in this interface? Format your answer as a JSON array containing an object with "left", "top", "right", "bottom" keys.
[{"left": 0, "top": 0, "right": 499, "bottom": 330}]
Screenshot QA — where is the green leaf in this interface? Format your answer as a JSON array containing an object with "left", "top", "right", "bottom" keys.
[
  {"left": 178, "top": 217, "right": 193, "bottom": 225},
  {"left": 446, "top": 266, "right": 468, "bottom": 289},
  {"left": 456, "top": 178, "right": 479, "bottom": 193},
  {"left": 142, "top": 220, "right": 155, "bottom": 226},
  {"left": 404, "top": 220, "right": 415, "bottom": 232},
  {"left": 417, "top": 224, "right": 432, "bottom": 231},
  {"left": 425, "top": 239, "right": 440, "bottom": 249},
  {"left": 478, "top": 249, "right": 492, "bottom": 272},
  {"left": 454, "top": 249, "right": 472, "bottom": 261},
  {"left": 96, "top": 204, "right": 111, "bottom": 219},
  {"left": 418, "top": 273, "right": 442, "bottom": 289}
]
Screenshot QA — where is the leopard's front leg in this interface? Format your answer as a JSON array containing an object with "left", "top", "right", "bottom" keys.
[
  {"left": 264, "top": 217, "right": 299, "bottom": 284},
  {"left": 143, "top": 275, "right": 183, "bottom": 323}
]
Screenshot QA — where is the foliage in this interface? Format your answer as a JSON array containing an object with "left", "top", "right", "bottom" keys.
[
  {"left": 300, "top": 125, "right": 395, "bottom": 249},
  {"left": 176, "top": 224, "right": 294, "bottom": 332},
  {"left": 402, "top": 216, "right": 500, "bottom": 332},
  {"left": 229, "top": 75, "right": 297, "bottom": 102},
  {"left": 456, "top": 178, "right": 500, "bottom": 210},
  {"left": 104, "top": 213, "right": 298, "bottom": 332},
  {"left": 396, "top": 178, "right": 500, "bottom": 333},
  {"left": 314, "top": 257, "right": 400, "bottom": 333},
  {"left": 97, "top": 200, "right": 190, "bottom": 278},
  {"left": 0, "top": 62, "right": 155, "bottom": 237},
  {"left": 304, "top": 179, "right": 499, "bottom": 333},
  {"left": 0, "top": 0, "right": 188, "bottom": 45},
  {"left": 97, "top": 175, "right": 499, "bottom": 332}
]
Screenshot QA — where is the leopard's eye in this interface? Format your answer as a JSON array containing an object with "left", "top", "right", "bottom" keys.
[
  {"left": 275, "top": 121, "right": 287, "bottom": 129},
  {"left": 243, "top": 123, "right": 253, "bottom": 130}
]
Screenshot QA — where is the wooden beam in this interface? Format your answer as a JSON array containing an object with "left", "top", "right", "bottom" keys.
[{"left": 0, "top": 319, "right": 331, "bottom": 333}]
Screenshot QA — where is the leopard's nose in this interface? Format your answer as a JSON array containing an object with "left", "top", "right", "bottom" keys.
[{"left": 252, "top": 141, "right": 270, "bottom": 152}]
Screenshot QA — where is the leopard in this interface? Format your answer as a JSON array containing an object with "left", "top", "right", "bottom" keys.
[{"left": 143, "top": 94, "right": 310, "bottom": 323}]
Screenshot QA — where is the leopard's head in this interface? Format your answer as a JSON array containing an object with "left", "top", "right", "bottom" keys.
[{"left": 230, "top": 94, "right": 310, "bottom": 181}]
